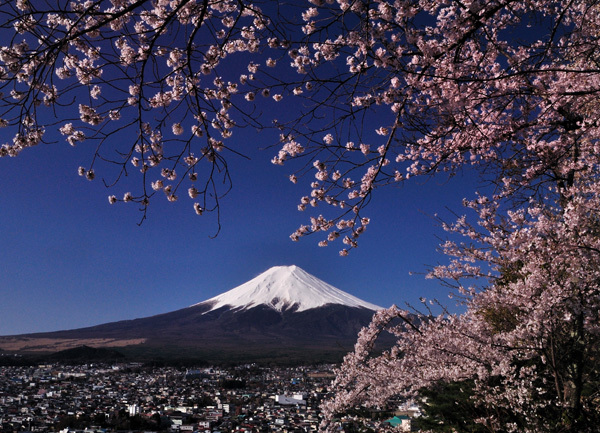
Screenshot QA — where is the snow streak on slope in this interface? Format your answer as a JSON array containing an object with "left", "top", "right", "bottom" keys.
[{"left": 193, "top": 265, "right": 382, "bottom": 313}]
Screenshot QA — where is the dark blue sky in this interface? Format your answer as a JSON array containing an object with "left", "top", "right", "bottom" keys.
[
  {"left": 0, "top": 118, "right": 475, "bottom": 335},
  {"left": 0, "top": 2, "right": 485, "bottom": 336}
]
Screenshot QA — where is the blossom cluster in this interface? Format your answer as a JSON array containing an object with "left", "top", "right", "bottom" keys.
[
  {"left": 0, "top": 0, "right": 286, "bottom": 224},
  {"left": 261, "top": 0, "right": 600, "bottom": 253},
  {"left": 323, "top": 181, "right": 600, "bottom": 431}
]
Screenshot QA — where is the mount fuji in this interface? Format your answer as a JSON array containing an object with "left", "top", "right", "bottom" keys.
[
  {"left": 196, "top": 265, "right": 381, "bottom": 313},
  {"left": 0, "top": 266, "right": 387, "bottom": 363}
]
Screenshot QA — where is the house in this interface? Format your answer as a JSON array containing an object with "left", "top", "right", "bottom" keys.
[
  {"left": 384, "top": 415, "right": 411, "bottom": 432},
  {"left": 274, "top": 395, "right": 306, "bottom": 406},
  {"left": 197, "top": 420, "right": 210, "bottom": 430}
]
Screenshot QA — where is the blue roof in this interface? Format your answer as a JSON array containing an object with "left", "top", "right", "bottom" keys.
[{"left": 384, "top": 415, "right": 410, "bottom": 427}]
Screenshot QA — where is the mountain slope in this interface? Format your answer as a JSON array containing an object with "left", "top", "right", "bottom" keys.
[{"left": 0, "top": 266, "right": 387, "bottom": 363}]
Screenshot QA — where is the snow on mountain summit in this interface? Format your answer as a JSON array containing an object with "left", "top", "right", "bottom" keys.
[{"left": 193, "top": 265, "right": 382, "bottom": 313}]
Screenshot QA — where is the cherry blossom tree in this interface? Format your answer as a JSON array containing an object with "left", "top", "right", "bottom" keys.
[
  {"left": 2, "top": 1, "right": 600, "bottom": 431},
  {"left": 0, "top": 0, "right": 295, "bottom": 229},
  {"left": 297, "top": 1, "right": 600, "bottom": 431},
  {"left": 2, "top": 0, "right": 597, "bottom": 250},
  {"left": 323, "top": 191, "right": 600, "bottom": 432}
]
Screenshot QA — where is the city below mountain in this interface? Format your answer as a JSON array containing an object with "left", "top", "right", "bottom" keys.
[{"left": 0, "top": 266, "right": 391, "bottom": 364}]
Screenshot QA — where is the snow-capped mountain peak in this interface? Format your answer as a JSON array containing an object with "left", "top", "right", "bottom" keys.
[{"left": 193, "top": 265, "right": 381, "bottom": 313}]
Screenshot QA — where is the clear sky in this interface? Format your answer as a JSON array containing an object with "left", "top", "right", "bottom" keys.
[
  {"left": 0, "top": 4, "right": 481, "bottom": 336},
  {"left": 0, "top": 119, "right": 476, "bottom": 336}
]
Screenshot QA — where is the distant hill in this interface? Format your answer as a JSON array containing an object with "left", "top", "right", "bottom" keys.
[
  {"left": 46, "top": 345, "right": 125, "bottom": 363},
  {"left": 0, "top": 266, "right": 394, "bottom": 364}
]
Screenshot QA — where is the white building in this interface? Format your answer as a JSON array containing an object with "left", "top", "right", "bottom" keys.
[
  {"left": 274, "top": 395, "right": 306, "bottom": 406},
  {"left": 127, "top": 404, "right": 140, "bottom": 417}
]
